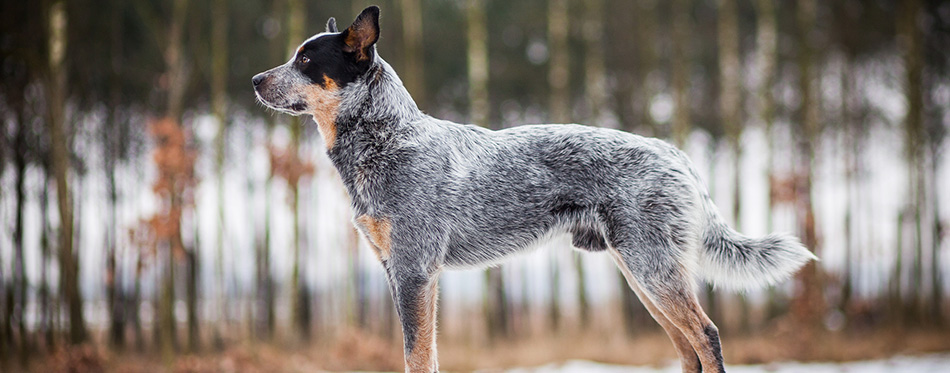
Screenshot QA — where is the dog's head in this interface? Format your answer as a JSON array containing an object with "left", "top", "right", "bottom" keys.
[{"left": 252, "top": 6, "right": 380, "bottom": 118}]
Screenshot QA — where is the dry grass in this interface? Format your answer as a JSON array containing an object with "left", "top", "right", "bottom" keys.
[{"left": 16, "top": 327, "right": 950, "bottom": 372}]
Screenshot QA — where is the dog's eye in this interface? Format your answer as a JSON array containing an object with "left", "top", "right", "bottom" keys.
[{"left": 299, "top": 56, "right": 310, "bottom": 65}]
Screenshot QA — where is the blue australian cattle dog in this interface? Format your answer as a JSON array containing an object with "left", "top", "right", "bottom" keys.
[{"left": 252, "top": 6, "right": 816, "bottom": 373}]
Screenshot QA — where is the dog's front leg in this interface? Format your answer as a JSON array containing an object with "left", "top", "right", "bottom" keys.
[{"left": 384, "top": 260, "right": 441, "bottom": 373}]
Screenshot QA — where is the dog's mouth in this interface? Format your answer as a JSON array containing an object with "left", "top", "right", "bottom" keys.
[
  {"left": 288, "top": 102, "right": 307, "bottom": 112},
  {"left": 255, "top": 90, "right": 308, "bottom": 115},
  {"left": 271, "top": 101, "right": 308, "bottom": 116}
]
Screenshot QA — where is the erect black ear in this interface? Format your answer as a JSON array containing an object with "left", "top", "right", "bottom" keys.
[
  {"left": 342, "top": 6, "right": 380, "bottom": 61},
  {"left": 326, "top": 17, "right": 338, "bottom": 33}
]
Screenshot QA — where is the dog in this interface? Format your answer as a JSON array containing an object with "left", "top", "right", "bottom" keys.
[{"left": 252, "top": 6, "right": 816, "bottom": 373}]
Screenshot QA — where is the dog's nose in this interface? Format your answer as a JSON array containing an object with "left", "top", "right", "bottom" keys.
[{"left": 252, "top": 73, "right": 265, "bottom": 87}]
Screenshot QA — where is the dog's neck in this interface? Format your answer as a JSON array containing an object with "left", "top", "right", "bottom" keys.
[
  {"left": 325, "top": 56, "right": 425, "bottom": 216},
  {"left": 337, "top": 56, "right": 423, "bottom": 126}
]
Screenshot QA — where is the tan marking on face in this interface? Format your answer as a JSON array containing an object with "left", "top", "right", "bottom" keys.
[
  {"left": 355, "top": 215, "right": 391, "bottom": 261},
  {"left": 303, "top": 74, "right": 341, "bottom": 149},
  {"left": 406, "top": 278, "right": 439, "bottom": 373}
]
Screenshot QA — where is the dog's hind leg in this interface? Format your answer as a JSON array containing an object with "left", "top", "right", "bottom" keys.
[
  {"left": 383, "top": 258, "right": 441, "bottom": 373},
  {"left": 610, "top": 245, "right": 725, "bottom": 373},
  {"left": 609, "top": 249, "right": 702, "bottom": 373}
]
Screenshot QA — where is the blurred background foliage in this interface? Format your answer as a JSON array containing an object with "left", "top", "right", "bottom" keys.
[{"left": 1, "top": 0, "right": 949, "bottom": 371}]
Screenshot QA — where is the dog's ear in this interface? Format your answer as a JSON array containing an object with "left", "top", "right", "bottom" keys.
[
  {"left": 342, "top": 6, "right": 380, "bottom": 62},
  {"left": 326, "top": 17, "right": 338, "bottom": 33}
]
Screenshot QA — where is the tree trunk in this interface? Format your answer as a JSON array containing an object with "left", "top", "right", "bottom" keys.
[
  {"left": 583, "top": 0, "right": 607, "bottom": 125},
  {"left": 13, "top": 113, "right": 29, "bottom": 358},
  {"left": 400, "top": 0, "right": 425, "bottom": 109},
  {"left": 899, "top": 0, "right": 925, "bottom": 325},
  {"left": 892, "top": 211, "right": 905, "bottom": 325},
  {"left": 718, "top": 0, "right": 745, "bottom": 334},
  {"left": 754, "top": 0, "right": 784, "bottom": 322},
  {"left": 484, "top": 269, "right": 509, "bottom": 341},
  {"left": 160, "top": 0, "right": 190, "bottom": 361},
  {"left": 260, "top": 170, "right": 275, "bottom": 340},
  {"left": 755, "top": 0, "right": 777, "bottom": 223},
  {"left": 791, "top": 0, "right": 825, "bottom": 332},
  {"left": 634, "top": 0, "right": 659, "bottom": 136},
  {"left": 546, "top": 0, "right": 570, "bottom": 333},
  {"left": 212, "top": 0, "right": 230, "bottom": 348},
  {"left": 718, "top": 0, "right": 741, "bottom": 227},
  {"left": 186, "top": 250, "right": 199, "bottom": 351},
  {"left": 106, "top": 0, "right": 126, "bottom": 351},
  {"left": 285, "top": 0, "right": 310, "bottom": 341},
  {"left": 618, "top": 271, "right": 637, "bottom": 336},
  {"left": 256, "top": 0, "right": 285, "bottom": 342},
  {"left": 132, "top": 255, "right": 144, "bottom": 352},
  {"left": 467, "top": 0, "right": 489, "bottom": 128},
  {"left": 106, "top": 106, "right": 125, "bottom": 350},
  {"left": 39, "top": 176, "right": 54, "bottom": 348},
  {"left": 575, "top": 0, "right": 604, "bottom": 329},
  {"left": 350, "top": 227, "right": 368, "bottom": 329},
  {"left": 574, "top": 256, "right": 590, "bottom": 329},
  {"left": 47, "top": 0, "right": 87, "bottom": 345},
  {"left": 1, "top": 235, "right": 6, "bottom": 366},
  {"left": 160, "top": 242, "right": 177, "bottom": 362},
  {"left": 548, "top": 0, "right": 570, "bottom": 124},
  {"left": 671, "top": 0, "right": 692, "bottom": 147},
  {"left": 841, "top": 53, "right": 856, "bottom": 312},
  {"left": 929, "top": 143, "right": 943, "bottom": 325}
]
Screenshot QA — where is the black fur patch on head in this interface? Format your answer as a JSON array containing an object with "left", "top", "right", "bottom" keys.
[
  {"left": 294, "top": 6, "right": 381, "bottom": 89},
  {"left": 295, "top": 33, "right": 370, "bottom": 89}
]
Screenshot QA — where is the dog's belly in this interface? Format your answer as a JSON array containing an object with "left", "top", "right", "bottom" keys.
[
  {"left": 442, "top": 224, "right": 559, "bottom": 268},
  {"left": 440, "top": 198, "right": 609, "bottom": 269}
]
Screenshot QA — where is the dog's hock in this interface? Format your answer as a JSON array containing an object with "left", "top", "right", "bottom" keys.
[{"left": 343, "top": 6, "right": 380, "bottom": 61}]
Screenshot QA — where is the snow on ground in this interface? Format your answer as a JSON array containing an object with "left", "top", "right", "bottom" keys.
[{"left": 503, "top": 354, "right": 950, "bottom": 373}]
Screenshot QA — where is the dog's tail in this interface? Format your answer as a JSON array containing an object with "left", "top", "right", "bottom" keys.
[{"left": 694, "top": 196, "right": 817, "bottom": 291}]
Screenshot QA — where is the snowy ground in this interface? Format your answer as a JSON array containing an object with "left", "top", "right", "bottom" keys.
[{"left": 502, "top": 354, "right": 950, "bottom": 373}]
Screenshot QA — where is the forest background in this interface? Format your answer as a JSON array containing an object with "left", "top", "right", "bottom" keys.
[{"left": 1, "top": 0, "right": 949, "bottom": 371}]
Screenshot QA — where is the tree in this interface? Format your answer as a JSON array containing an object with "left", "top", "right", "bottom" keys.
[
  {"left": 400, "top": 0, "right": 426, "bottom": 109},
  {"left": 47, "top": 0, "right": 88, "bottom": 345},
  {"left": 635, "top": 0, "right": 659, "bottom": 136},
  {"left": 790, "top": 0, "right": 825, "bottom": 333},
  {"left": 153, "top": 0, "right": 194, "bottom": 360},
  {"left": 284, "top": 0, "right": 312, "bottom": 342},
  {"left": 546, "top": 0, "right": 569, "bottom": 332},
  {"left": 12, "top": 84, "right": 31, "bottom": 361},
  {"left": 899, "top": 0, "right": 927, "bottom": 324},
  {"left": 467, "top": 0, "right": 489, "bottom": 128},
  {"left": 671, "top": 0, "right": 692, "bottom": 147},
  {"left": 465, "top": 0, "right": 510, "bottom": 340},
  {"left": 548, "top": 0, "right": 570, "bottom": 125},
  {"left": 142, "top": 117, "right": 198, "bottom": 360},
  {"left": 211, "top": 0, "right": 230, "bottom": 348},
  {"left": 576, "top": 0, "right": 606, "bottom": 329},
  {"left": 718, "top": 0, "right": 741, "bottom": 228},
  {"left": 718, "top": 0, "right": 749, "bottom": 333},
  {"left": 105, "top": 0, "right": 127, "bottom": 350},
  {"left": 267, "top": 143, "right": 315, "bottom": 340},
  {"left": 754, "top": 0, "right": 786, "bottom": 321}
]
